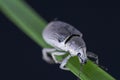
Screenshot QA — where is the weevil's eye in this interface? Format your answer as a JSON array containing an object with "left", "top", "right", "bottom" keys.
[{"left": 77, "top": 53, "right": 81, "bottom": 56}]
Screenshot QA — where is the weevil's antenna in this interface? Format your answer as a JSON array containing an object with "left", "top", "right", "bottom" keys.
[{"left": 54, "top": 18, "right": 58, "bottom": 21}]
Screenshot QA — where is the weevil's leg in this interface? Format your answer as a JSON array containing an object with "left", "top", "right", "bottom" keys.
[
  {"left": 59, "top": 55, "right": 71, "bottom": 70},
  {"left": 87, "top": 52, "right": 108, "bottom": 70},
  {"left": 42, "top": 48, "right": 56, "bottom": 64},
  {"left": 43, "top": 48, "right": 71, "bottom": 70},
  {"left": 86, "top": 51, "right": 99, "bottom": 64},
  {"left": 51, "top": 52, "right": 66, "bottom": 63}
]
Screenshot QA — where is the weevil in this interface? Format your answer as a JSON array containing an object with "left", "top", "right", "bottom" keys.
[{"left": 42, "top": 21, "right": 98, "bottom": 70}]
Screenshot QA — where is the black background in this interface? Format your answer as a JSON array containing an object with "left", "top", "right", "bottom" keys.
[{"left": 0, "top": 0, "right": 120, "bottom": 80}]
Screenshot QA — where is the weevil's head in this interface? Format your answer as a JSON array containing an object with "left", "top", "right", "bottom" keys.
[{"left": 66, "top": 36, "right": 88, "bottom": 64}]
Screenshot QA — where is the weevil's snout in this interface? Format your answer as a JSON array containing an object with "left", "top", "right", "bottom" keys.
[{"left": 77, "top": 47, "right": 87, "bottom": 64}]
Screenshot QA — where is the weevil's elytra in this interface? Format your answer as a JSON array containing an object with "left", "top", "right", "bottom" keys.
[
  {"left": 42, "top": 21, "right": 98, "bottom": 70},
  {"left": 43, "top": 21, "right": 83, "bottom": 50}
]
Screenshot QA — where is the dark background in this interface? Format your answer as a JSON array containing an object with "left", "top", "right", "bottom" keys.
[{"left": 0, "top": 0, "right": 120, "bottom": 80}]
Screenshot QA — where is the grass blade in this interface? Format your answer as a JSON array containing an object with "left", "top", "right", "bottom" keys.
[
  {"left": 0, "top": 0, "right": 48, "bottom": 48},
  {"left": 0, "top": 0, "right": 116, "bottom": 80}
]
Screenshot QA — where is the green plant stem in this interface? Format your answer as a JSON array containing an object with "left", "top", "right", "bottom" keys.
[{"left": 0, "top": 0, "right": 116, "bottom": 80}]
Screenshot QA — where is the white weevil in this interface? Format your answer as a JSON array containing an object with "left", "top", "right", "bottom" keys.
[{"left": 42, "top": 21, "right": 98, "bottom": 70}]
